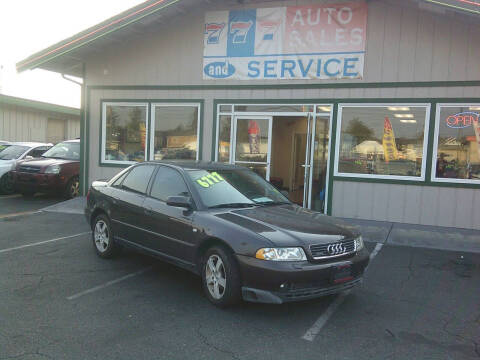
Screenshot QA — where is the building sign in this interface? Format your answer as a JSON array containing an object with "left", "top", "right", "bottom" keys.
[
  {"left": 203, "top": 2, "right": 367, "bottom": 81},
  {"left": 445, "top": 112, "right": 479, "bottom": 129}
]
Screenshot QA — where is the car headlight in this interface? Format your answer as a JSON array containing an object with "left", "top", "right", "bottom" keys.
[
  {"left": 354, "top": 236, "right": 364, "bottom": 251},
  {"left": 44, "top": 165, "right": 61, "bottom": 174},
  {"left": 255, "top": 247, "right": 307, "bottom": 261}
]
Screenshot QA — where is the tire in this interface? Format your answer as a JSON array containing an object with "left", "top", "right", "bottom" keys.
[
  {"left": 92, "top": 214, "right": 118, "bottom": 259},
  {"left": 201, "top": 245, "right": 242, "bottom": 307},
  {"left": 64, "top": 176, "right": 80, "bottom": 199},
  {"left": 0, "top": 173, "right": 14, "bottom": 195}
]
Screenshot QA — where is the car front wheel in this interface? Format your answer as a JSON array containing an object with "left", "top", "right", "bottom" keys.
[
  {"left": 65, "top": 176, "right": 80, "bottom": 199},
  {"left": 0, "top": 173, "right": 14, "bottom": 194},
  {"left": 201, "top": 246, "right": 241, "bottom": 307},
  {"left": 92, "top": 214, "right": 118, "bottom": 258}
]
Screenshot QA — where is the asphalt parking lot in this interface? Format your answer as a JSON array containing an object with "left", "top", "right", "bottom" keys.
[{"left": 0, "top": 195, "right": 479, "bottom": 360}]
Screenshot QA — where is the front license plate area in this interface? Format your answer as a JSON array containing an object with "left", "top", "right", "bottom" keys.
[{"left": 331, "top": 265, "right": 353, "bottom": 284}]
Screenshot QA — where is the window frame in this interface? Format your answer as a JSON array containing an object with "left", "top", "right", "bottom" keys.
[
  {"left": 119, "top": 163, "right": 156, "bottom": 195},
  {"left": 150, "top": 102, "right": 202, "bottom": 162},
  {"left": 431, "top": 103, "right": 480, "bottom": 185},
  {"left": 101, "top": 101, "right": 149, "bottom": 165},
  {"left": 148, "top": 165, "right": 192, "bottom": 203},
  {"left": 334, "top": 103, "right": 431, "bottom": 181}
]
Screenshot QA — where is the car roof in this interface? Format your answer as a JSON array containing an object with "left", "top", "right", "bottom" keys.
[
  {"left": 144, "top": 160, "right": 249, "bottom": 171},
  {"left": 11, "top": 142, "right": 53, "bottom": 147}
]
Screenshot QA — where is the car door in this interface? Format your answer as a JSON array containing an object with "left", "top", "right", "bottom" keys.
[
  {"left": 108, "top": 164, "right": 156, "bottom": 248},
  {"left": 142, "top": 165, "right": 196, "bottom": 263}
]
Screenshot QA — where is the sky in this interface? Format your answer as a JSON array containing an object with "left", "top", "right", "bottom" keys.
[{"left": 0, "top": 0, "right": 146, "bottom": 109}]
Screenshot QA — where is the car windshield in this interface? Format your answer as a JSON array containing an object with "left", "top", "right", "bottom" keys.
[
  {"left": 0, "top": 145, "right": 29, "bottom": 160},
  {"left": 187, "top": 168, "right": 290, "bottom": 208},
  {"left": 0, "top": 144, "right": 11, "bottom": 153},
  {"left": 42, "top": 142, "right": 80, "bottom": 160}
]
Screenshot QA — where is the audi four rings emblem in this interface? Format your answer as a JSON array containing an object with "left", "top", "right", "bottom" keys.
[{"left": 327, "top": 243, "right": 346, "bottom": 255}]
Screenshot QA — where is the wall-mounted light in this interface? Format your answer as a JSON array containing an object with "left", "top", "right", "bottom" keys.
[
  {"left": 400, "top": 119, "right": 417, "bottom": 123},
  {"left": 469, "top": 106, "right": 480, "bottom": 111},
  {"left": 394, "top": 114, "right": 414, "bottom": 118}
]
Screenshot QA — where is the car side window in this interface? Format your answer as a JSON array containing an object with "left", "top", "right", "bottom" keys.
[
  {"left": 150, "top": 166, "right": 190, "bottom": 202},
  {"left": 121, "top": 165, "right": 155, "bottom": 194},
  {"left": 111, "top": 171, "right": 128, "bottom": 188},
  {"left": 27, "top": 146, "right": 50, "bottom": 158}
]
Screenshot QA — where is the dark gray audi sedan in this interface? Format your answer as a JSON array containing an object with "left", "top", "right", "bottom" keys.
[{"left": 85, "top": 161, "right": 369, "bottom": 307}]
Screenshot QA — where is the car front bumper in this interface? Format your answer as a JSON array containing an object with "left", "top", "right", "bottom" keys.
[
  {"left": 13, "top": 171, "right": 66, "bottom": 193},
  {"left": 236, "top": 248, "right": 370, "bottom": 304}
]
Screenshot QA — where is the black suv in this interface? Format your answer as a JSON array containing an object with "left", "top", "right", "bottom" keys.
[{"left": 85, "top": 161, "right": 369, "bottom": 307}]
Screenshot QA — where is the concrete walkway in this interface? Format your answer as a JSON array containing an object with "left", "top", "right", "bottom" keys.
[{"left": 42, "top": 197, "right": 480, "bottom": 254}]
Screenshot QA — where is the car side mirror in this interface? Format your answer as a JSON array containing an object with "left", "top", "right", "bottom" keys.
[{"left": 166, "top": 196, "right": 192, "bottom": 209}]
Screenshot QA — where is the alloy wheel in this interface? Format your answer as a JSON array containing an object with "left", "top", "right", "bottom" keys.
[
  {"left": 70, "top": 179, "right": 79, "bottom": 198},
  {"left": 205, "top": 254, "right": 226, "bottom": 300},
  {"left": 94, "top": 220, "right": 109, "bottom": 253}
]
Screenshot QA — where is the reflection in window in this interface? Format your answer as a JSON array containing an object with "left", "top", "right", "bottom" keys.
[
  {"left": 153, "top": 106, "right": 198, "bottom": 160},
  {"left": 435, "top": 106, "right": 480, "bottom": 181},
  {"left": 104, "top": 104, "right": 147, "bottom": 163},
  {"left": 217, "top": 115, "right": 231, "bottom": 162},
  {"left": 235, "top": 118, "right": 269, "bottom": 163},
  {"left": 337, "top": 106, "right": 428, "bottom": 177}
]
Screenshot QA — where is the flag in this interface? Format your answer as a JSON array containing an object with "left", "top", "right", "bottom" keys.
[{"left": 383, "top": 117, "right": 398, "bottom": 163}]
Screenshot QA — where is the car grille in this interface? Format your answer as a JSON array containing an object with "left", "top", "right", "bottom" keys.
[
  {"left": 310, "top": 239, "right": 356, "bottom": 259},
  {"left": 18, "top": 165, "right": 41, "bottom": 173}
]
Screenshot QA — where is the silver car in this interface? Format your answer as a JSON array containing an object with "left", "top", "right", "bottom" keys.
[{"left": 0, "top": 142, "right": 52, "bottom": 194}]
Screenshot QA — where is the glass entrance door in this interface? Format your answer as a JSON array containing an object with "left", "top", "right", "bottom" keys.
[
  {"left": 232, "top": 116, "right": 272, "bottom": 180},
  {"left": 308, "top": 115, "right": 331, "bottom": 213}
]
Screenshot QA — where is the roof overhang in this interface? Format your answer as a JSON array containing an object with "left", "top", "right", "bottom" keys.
[
  {"left": 0, "top": 94, "right": 80, "bottom": 115},
  {"left": 422, "top": 0, "right": 480, "bottom": 14},
  {"left": 16, "top": 0, "right": 183, "bottom": 77}
]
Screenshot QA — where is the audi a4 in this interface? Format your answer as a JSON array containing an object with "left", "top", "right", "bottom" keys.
[{"left": 85, "top": 161, "right": 370, "bottom": 307}]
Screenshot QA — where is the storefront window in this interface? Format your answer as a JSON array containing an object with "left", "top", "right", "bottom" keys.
[
  {"left": 217, "top": 115, "right": 231, "bottom": 162},
  {"left": 433, "top": 105, "right": 480, "bottom": 182},
  {"left": 102, "top": 103, "right": 147, "bottom": 163},
  {"left": 336, "top": 105, "right": 429, "bottom": 179},
  {"left": 152, "top": 104, "right": 199, "bottom": 161}
]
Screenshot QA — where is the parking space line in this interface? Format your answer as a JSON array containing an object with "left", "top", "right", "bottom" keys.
[
  {"left": 301, "top": 242, "right": 384, "bottom": 342},
  {"left": 0, "top": 232, "right": 91, "bottom": 254},
  {"left": 66, "top": 266, "right": 153, "bottom": 301},
  {"left": 0, "top": 210, "right": 42, "bottom": 219},
  {"left": 0, "top": 194, "right": 21, "bottom": 199}
]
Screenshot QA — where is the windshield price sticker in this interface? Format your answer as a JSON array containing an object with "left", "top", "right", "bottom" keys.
[{"left": 196, "top": 172, "right": 224, "bottom": 188}]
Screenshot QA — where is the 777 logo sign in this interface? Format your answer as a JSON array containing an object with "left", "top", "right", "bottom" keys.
[
  {"left": 230, "top": 20, "right": 253, "bottom": 44},
  {"left": 204, "top": 23, "right": 226, "bottom": 44}
]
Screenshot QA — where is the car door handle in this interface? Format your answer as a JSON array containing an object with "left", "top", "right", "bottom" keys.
[{"left": 144, "top": 207, "right": 153, "bottom": 215}]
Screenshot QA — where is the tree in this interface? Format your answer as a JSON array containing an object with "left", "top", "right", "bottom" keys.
[{"left": 345, "top": 118, "right": 375, "bottom": 144}]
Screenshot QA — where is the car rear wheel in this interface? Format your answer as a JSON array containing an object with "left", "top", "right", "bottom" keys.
[
  {"left": 0, "top": 173, "right": 14, "bottom": 194},
  {"left": 201, "top": 246, "right": 241, "bottom": 307},
  {"left": 65, "top": 176, "right": 80, "bottom": 199},
  {"left": 92, "top": 214, "right": 118, "bottom": 258}
]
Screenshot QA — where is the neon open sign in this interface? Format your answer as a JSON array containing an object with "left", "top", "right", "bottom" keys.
[{"left": 445, "top": 112, "right": 479, "bottom": 128}]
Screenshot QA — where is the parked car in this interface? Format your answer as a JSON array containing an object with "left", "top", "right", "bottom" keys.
[
  {"left": 0, "top": 141, "right": 12, "bottom": 154},
  {"left": 85, "top": 161, "right": 369, "bottom": 307},
  {"left": 0, "top": 142, "right": 52, "bottom": 194},
  {"left": 12, "top": 139, "right": 80, "bottom": 198}
]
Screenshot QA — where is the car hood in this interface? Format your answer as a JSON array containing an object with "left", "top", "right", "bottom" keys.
[
  {"left": 215, "top": 204, "right": 358, "bottom": 247},
  {"left": 18, "top": 158, "right": 78, "bottom": 169}
]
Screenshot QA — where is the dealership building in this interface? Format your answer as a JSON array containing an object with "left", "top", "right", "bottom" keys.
[{"left": 17, "top": 0, "right": 480, "bottom": 230}]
